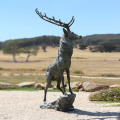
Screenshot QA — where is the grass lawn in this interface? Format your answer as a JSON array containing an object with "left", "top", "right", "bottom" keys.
[
  {"left": 0, "top": 86, "right": 39, "bottom": 91},
  {"left": 0, "top": 74, "right": 120, "bottom": 86}
]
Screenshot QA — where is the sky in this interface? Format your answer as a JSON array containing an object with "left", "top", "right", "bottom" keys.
[{"left": 0, "top": 0, "right": 120, "bottom": 42}]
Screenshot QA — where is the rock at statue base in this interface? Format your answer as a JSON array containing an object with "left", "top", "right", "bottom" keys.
[{"left": 40, "top": 94, "right": 76, "bottom": 112}]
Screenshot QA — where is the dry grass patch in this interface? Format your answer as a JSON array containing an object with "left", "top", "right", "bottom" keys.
[{"left": 0, "top": 47, "right": 120, "bottom": 76}]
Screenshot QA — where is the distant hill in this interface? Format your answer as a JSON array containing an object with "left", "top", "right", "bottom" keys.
[
  {"left": 1, "top": 35, "right": 60, "bottom": 49},
  {"left": 0, "top": 34, "right": 120, "bottom": 50},
  {"left": 76, "top": 34, "right": 120, "bottom": 46}
]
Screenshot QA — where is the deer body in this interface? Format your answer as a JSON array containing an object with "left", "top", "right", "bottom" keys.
[
  {"left": 48, "top": 33, "right": 73, "bottom": 75},
  {"left": 35, "top": 9, "right": 82, "bottom": 102}
]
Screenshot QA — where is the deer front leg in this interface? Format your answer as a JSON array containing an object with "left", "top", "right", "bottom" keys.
[
  {"left": 66, "top": 69, "right": 73, "bottom": 94},
  {"left": 61, "top": 71, "right": 67, "bottom": 95}
]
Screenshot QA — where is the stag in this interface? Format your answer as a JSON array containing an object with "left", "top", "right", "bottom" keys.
[{"left": 35, "top": 8, "right": 82, "bottom": 102}]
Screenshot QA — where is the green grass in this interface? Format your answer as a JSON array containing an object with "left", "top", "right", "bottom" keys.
[
  {"left": 1, "top": 86, "right": 77, "bottom": 92},
  {"left": 92, "top": 101, "right": 120, "bottom": 107},
  {"left": 48, "top": 88, "right": 79, "bottom": 92},
  {"left": 72, "top": 57, "right": 87, "bottom": 59},
  {"left": 93, "top": 101, "right": 119, "bottom": 104},
  {"left": 48, "top": 88, "right": 68, "bottom": 92},
  {"left": 1, "top": 74, "right": 120, "bottom": 86},
  {"left": 0, "top": 74, "right": 81, "bottom": 85},
  {"left": 0, "top": 67, "right": 10, "bottom": 71},
  {"left": 41, "top": 68, "right": 47, "bottom": 72},
  {"left": 16, "top": 68, "right": 36, "bottom": 72},
  {"left": 0, "top": 74, "right": 46, "bottom": 84},
  {"left": 100, "top": 73, "right": 120, "bottom": 77},
  {"left": 73, "top": 70, "right": 84, "bottom": 75},
  {"left": 1, "top": 86, "right": 40, "bottom": 91},
  {"left": 89, "top": 88, "right": 120, "bottom": 102},
  {"left": 108, "top": 104, "right": 120, "bottom": 107}
]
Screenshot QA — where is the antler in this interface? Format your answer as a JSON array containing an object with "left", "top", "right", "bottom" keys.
[{"left": 35, "top": 8, "right": 75, "bottom": 30}]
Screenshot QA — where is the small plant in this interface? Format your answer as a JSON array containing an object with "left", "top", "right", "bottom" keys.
[
  {"left": 89, "top": 88, "right": 120, "bottom": 102},
  {"left": 16, "top": 68, "right": 36, "bottom": 72},
  {"left": 41, "top": 68, "right": 47, "bottom": 72},
  {"left": 0, "top": 67, "right": 10, "bottom": 71},
  {"left": 73, "top": 57, "right": 86, "bottom": 59},
  {"left": 10, "top": 73, "right": 13, "bottom": 76},
  {"left": 108, "top": 104, "right": 120, "bottom": 107},
  {"left": 0, "top": 67, "right": 4, "bottom": 70},
  {"left": 41, "top": 44, "right": 47, "bottom": 52},
  {"left": 1, "top": 86, "right": 39, "bottom": 91},
  {"left": 72, "top": 88, "right": 79, "bottom": 92},
  {"left": 100, "top": 73, "right": 120, "bottom": 77},
  {"left": 73, "top": 70, "right": 84, "bottom": 75}
]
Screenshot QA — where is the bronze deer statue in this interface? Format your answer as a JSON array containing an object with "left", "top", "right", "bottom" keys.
[{"left": 35, "top": 8, "right": 82, "bottom": 102}]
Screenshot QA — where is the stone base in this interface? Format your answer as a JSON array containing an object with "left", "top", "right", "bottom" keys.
[{"left": 40, "top": 94, "right": 76, "bottom": 112}]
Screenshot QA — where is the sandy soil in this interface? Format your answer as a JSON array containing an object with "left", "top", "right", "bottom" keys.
[{"left": 0, "top": 91, "right": 120, "bottom": 120}]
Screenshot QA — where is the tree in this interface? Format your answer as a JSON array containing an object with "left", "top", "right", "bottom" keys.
[
  {"left": 79, "top": 43, "right": 87, "bottom": 50},
  {"left": 89, "top": 46, "right": 99, "bottom": 52},
  {"left": 20, "top": 46, "right": 39, "bottom": 62},
  {"left": 97, "top": 41, "right": 116, "bottom": 52},
  {"left": 115, "top": 43, "right": 120, "bottom": 52},
  {"left": 0, "top": 42, "right": 4, "bottom": 50},
  {"left": 41, "top": 44, "right": 47, "bottom": 52},
  {"left": 3, "top": 40, "right": 20, "bottom": 62},
  {"left": 96, "top": 44, "right": 104, "bottom": 52}
]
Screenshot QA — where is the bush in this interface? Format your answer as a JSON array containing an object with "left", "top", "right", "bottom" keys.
[
  {"left": 100, "top": 73, "right": 120, "bottom": 77},
  {"left": 89, "top": 88, "right": 120, "bottom": 102},
  {"left": 97, "top": 41, "right": 116, "bottom": 52},
  {"left": 89, "top": 46, "right": 99, "bottom": 52},
  {"left": 0, "top": 67, "right": 4, "bottom": 70},
  {"left": 79, "top": 43, "right": 87, "bottom": 50},
  {"left": 72, "top": 88, "right": 79, "bottom": 92},
  {"left": 0, "top": 67, "right": 10, "bottom": 71},
  {"left": 41, "top": 44, "right": 47, "bottom": 52},
  {"left": 73, "top": 70, "right": 84, "bottom": 75},
  {"left": 41, "top": 68, "right": 47, "bottom": 72}
]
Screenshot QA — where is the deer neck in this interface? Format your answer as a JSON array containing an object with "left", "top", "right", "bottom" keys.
[{"left": 58, "top": 34, "right": 73, "bottom": 58}]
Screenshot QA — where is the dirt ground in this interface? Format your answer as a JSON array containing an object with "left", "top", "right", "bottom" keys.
[{"left": 0, "top": 91, "right": 120, "bottom": 120}]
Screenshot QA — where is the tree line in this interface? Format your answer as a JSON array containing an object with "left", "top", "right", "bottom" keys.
[
  {"left": 77, "top": 34, "right": 120, "bottom": 52},
  {"left": 0, "top": 34, "right": 120, "bottom": 62},
  {"left": 0, "top": 36, "right": 60, "bottom": 62}
]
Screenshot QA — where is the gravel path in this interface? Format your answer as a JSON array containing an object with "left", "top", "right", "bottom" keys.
[{"left": 0, "top": 91, "right": 120, "bottom": 120}]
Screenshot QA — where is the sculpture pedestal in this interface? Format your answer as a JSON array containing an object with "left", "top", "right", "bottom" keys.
[{"left": 40, "top": 94, "right": 76, "bottom": 112}]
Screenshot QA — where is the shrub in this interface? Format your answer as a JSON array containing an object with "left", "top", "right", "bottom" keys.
[
  {"left": 89, "top": 46, "right": 99, "bottom": 52},
  {"left": 97, "top": 41, "right": 116, "bottom": 52},
  {"left": 100, "top": 73, "right": 120, "bottom": 77},
  {"left": 79, "top": 43, "right": 87, "bottom": 50},
  {"left": 0, "top": 67, "right": 10, "bottom": 71},
  {"left": 41, "top": 44, "right": 47, "bottom": 52},
  {"left": 89, "top": 88, "right": 120, "bottom": 102},
  {"left": 41, "top": 68, "right": 47, "bottom": 72},
  {"left": 73, "top": 70, "right": 84, "bottom": 75},
  {"left": 0, "top": 67, "right": 4, "bottom": 70},
  {"left": 72, "top": 88, "right": 79, "bottom": 92}
]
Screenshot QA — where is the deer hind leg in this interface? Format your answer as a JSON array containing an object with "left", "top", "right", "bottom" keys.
[
  {"left": 61, "top": 71, "right": 67, "bottom": 95},
  {"left": 66, "top": 69, "right": 73, "bottom": 94},
  {"left": 57, "top": 78, "right": 64, "bottom": 94},
  {"left": 43, "top": 73, "right": 52, "bottom": 103}
]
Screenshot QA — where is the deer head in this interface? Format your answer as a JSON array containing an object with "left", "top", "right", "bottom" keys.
[{"left": 35, "top": 8, "right": 75, "bottom": 31}]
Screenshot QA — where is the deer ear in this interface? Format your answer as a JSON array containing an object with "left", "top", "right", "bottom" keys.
[{"left": 63, "top": 28, "right": 68, "bottom": 37}]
